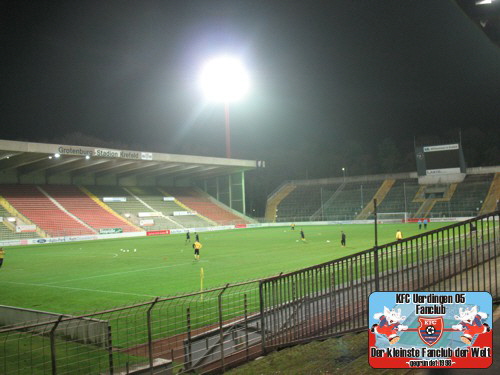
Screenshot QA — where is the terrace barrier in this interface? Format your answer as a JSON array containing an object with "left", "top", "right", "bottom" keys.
[{"left": 1, "top": 211, "right": 499, "bottom": 374}]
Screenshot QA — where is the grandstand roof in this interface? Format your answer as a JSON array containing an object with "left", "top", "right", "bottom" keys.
[{"left": 0, "top": 139, "right": 256, "bottom": 181}]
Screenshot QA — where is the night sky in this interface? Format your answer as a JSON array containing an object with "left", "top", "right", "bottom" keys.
[{"left": 1, "top": 0, "right": 500, "bottom": 187}]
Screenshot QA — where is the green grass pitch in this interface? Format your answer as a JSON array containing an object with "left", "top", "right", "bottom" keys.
[{"left": 0, "top": 223, "right": 452, "bottom": 314}]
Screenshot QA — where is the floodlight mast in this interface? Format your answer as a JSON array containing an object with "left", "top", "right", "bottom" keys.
[
  {"left": 200, "top": 56, "right": 250, "bottom": 158},
  {"left": 224, "top": 101, "right": 231, "bottom": 158}
]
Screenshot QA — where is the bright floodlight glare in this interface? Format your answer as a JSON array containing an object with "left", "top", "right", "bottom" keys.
[{"left": 200, "top": 56, "right": 250, "bottom": 102}]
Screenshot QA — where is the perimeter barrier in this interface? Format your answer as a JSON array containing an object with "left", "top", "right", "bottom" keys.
[{"left": 1, "top": 211, "right": 499, "bottom": 374}]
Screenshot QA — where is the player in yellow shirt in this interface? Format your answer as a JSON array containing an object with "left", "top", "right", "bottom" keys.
[
  {"left": 396, "top": 230, "right": 403, "bottom": 241},
  {"left": 0, "top": 248, "right": 4, "bottom": 268},
  {"left": 193, "top": 241, "right": 202, "bottom": 260}
]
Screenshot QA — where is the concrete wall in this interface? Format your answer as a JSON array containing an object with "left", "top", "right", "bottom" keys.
[
  {"left": 73, "top": 175, "right": 97, "bottom": 185},
  {"left": 46, "top": 174, "right": 72, "bottom": 185},
  {"left": 0, "top": 305, "right": 109, "bottom": 347},
  {"left": 0, "top": 170, "right": 18, "bottom": 184}
]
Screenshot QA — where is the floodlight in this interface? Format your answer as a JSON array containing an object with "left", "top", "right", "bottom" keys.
[
  {"left": 199, "top": 55, "right": 251, "bottom": 158},
  {"left": 200, "top": 56, "right": 250, "bottom": 102},
  {"left": 476, "top": 0, "right": 494, "bottom": 5}
]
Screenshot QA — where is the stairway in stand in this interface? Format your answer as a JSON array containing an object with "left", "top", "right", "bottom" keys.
[
  {"left": 165, "top": 187, "right": 249, "bottom": 225},
  {"left": 42, "top": 185, "right": 141, "bottom": 233}
]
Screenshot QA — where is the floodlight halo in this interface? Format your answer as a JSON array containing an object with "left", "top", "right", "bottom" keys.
[{"left": 200, "top": 56, "right": 250, "bottom": 102}]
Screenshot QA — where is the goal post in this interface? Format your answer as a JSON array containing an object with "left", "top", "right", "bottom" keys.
[{"left": 377, "top": 212, "right": 408, "bottom": 223}]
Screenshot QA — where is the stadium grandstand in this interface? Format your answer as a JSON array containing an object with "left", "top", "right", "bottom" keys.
[
  {"left": 266, "top": 168, "right": 500, "bottom": 223},
  {"left": 267, "top": 139, "right": 500, "bottom": 223},
  {"left": 1, "top": 138, "right": 499, "bottom": 244},
  {"left": 0, "top": 139, "right": 257, "bottom": 245}
]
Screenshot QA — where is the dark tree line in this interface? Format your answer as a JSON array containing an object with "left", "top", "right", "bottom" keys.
[{"left": 245, "top": 126, "right": 500, "bottom": 216}]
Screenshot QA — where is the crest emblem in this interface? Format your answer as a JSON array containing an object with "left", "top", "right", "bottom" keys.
[{"left": 418, "top": 317, "right": 444, "bottom": 346}]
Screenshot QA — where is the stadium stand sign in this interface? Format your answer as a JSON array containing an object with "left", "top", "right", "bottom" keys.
[
  {"left": 140, "top": 219, "right": 155, "bottom": 226},
  {"left": 57, "top": 145, "right": 93, "bottom": 157},
  {"left": 102, "top": 197, "right": 127, "bottom": 202},
  {"left": 15, "top": 224, "right": 36, "bottom": 233},
  {"left": 146, "top": 229, "right": 170, "bottom": 236},
  {"left": 99, "top": 228, "right": 123, "bottom": 235},
  {"left": 57, "top": 145, "right": 153, "bottom": 161},
  {"left": 173, "top": 211, "right": 197, "bottom": 216},
  {"left": 138, "top": 212, "right": 163, "bottom": 217},
  {"left": 94, "top": 148, "right": 153, "bottom": 160}
]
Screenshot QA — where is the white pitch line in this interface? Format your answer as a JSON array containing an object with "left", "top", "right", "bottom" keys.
[
  {"left": 4, "top": 281, "right": 159, "bottom": 298},
  {"left": 43, "top": 261, "right": 209, "bottom": 285}
]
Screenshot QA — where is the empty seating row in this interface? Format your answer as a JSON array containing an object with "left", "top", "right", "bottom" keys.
[
  {"left": 42, "top": 185, "right": 140, "bottom": 233},
  {"left": 0, "top": 206, "right": 38, "bottom": 240},
  {"left": 0, "top": 185, "right": 96, "bottom": 237},
  {"left": 273, "top": 174, "right": 496, "bottom": 221},
  {"left": 276, "top": 185, "right": 328, "bottom": 221},
  {"left": 430, "top": 174, "right": 494, "bottom": 217},
  {"left": 376, "top": 179, "right": 421, "bottom": 215},
  {"left": 86, "top": 185, "right": 203, "bottom": 229},
  {"left": 322, "top": 182, "right": 381, "bottom": 221},
  {"left": 165, "top": 187, "right": 250, "bottom": 225}
]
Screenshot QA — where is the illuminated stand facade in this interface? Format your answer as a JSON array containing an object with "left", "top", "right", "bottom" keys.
[{"left": 0, "top": 139, "right": 256, "bottom": 216}]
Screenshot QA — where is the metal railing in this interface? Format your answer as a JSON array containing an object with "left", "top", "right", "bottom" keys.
[
  {"left": 1, "top": 211, "right": 499, "bottom": 374},
  {"left": 260, "top": 212, "right": 499, "bottom": 351}
]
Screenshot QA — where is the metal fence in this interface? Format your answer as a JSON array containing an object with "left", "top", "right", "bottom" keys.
[
  {"left": 1, "top": 211, "right": 499, "bottom": 374},
  {"left": 260, "top": 212, "right": 499, "bottom": 351}
]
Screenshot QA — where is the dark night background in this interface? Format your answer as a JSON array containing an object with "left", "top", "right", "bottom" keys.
[{"left": 1, "top": 1, "right": 499, "bottom": 215}]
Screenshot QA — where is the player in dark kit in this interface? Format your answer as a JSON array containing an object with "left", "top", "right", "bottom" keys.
[
  {"left": 300, "top": 229, "right": 305, "bottom": 241},
  {"left": 185, "top": 231, "right": 191, "bottom": 244},
  {"left": 195, "top": 232, "right": 200, "bottom": 242},
  {"left": 341, "top": 231, "right": 346, "bottom": 247}
]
